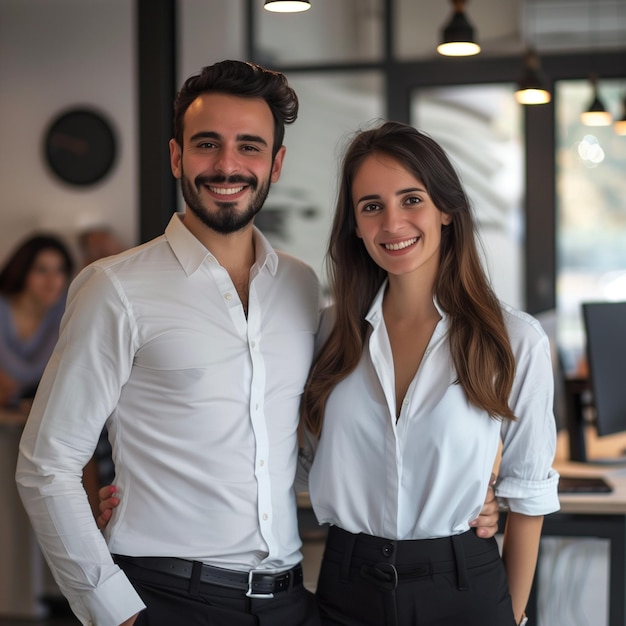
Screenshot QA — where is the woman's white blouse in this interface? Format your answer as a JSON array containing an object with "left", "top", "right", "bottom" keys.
[{"left": 307, "top": 285, "right": 560, "bottom": 540}]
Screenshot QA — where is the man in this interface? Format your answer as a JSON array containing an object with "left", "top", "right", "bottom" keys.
[
  {"left": 78, "top": 226, "right": 127, "bottom": 268},
  {"left": 17, "top": 60, "right": 498, "bottom": 626}
]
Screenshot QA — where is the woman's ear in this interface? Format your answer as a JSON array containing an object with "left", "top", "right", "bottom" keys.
[{"left": 441, "top": 212, "right": 452, "bottom": 226}]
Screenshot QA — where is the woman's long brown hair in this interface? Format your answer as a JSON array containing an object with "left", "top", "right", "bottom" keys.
[{"left": 301, "top": 121, "right": 516, "bottom": 437}]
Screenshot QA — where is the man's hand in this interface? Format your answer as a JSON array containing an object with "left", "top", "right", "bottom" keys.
[
  {"left": 97, "top": 485, "right": 120, "bottom": 531},
  {"left": 469, "top": 473, "right": 499, "bottom": 538}
]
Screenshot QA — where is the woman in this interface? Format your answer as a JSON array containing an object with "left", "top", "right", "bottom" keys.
[
  {"left": 0, "top": 233, "right": 73, "bottom": 617},
  {"left": 300, "top": 121, "right": 559, "bottom": 626},
  {"left": 0, "top": 234, "right": 74, "bottom": 408}
]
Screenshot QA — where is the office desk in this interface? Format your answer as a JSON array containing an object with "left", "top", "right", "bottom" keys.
[{"left": 521, "top": 429, "right": 626, "bottom": 626}]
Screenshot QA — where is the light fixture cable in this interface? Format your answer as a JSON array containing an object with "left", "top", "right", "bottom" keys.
[{"left": 514, "top": 2, "right": 551, "bottom": 105}]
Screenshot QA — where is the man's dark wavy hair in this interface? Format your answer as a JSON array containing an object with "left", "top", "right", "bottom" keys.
[{"left": 173, "top": 60, "right": 298, "bottom": 158}]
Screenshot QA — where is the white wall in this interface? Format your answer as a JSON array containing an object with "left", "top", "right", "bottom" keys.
[{"left": 0, "top": 0, "right": 136, "bottom": 263}]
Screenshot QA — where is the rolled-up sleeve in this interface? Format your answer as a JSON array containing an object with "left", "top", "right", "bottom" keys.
[{"left": 497, "top": 318, "right": 561, "bottom": 516}]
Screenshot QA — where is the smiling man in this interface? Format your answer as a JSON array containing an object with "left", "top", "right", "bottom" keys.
[{"left": 16, "top": 60, "right": 321, "bottom": 626}]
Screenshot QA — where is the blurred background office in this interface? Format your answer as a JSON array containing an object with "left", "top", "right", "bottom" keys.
[{"left": 0, "top": 1, "right": 624, "bottom": 624}]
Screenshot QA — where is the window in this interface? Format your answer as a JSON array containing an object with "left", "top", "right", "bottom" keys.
[{"left": 555, "top": 78, "right": 626, "bottom": 371}]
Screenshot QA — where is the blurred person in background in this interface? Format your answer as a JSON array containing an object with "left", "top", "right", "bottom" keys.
[
  {"left": 0, "top": 233, "right": 74, "bottom": 619},
  {"left": 78, "top": 225, "right": 127, "bottom": 267},
  {"left": 0, "top": 234, "right": 74, "bottom": 409}
]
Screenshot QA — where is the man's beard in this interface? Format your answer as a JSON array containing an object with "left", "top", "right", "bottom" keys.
[{"left": 181, "top": 169, "right": 272, "bottom": 235}]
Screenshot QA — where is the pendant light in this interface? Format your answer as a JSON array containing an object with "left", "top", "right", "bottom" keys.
[
  {"left": 437, "top": 0, "right": 480, "bottom": 57},
  {"left": 514, "top": 48, "right": 551, "bottom": 105},
  {"left": 580, "top": 75, "right": 613, "bottom": 127},
  {"left": 264, "top": 0, "right": 311, "bottom": 13}
]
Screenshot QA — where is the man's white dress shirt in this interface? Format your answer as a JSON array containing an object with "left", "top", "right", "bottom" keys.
[
  {"left": 16, "top": 214, "right": 320, "bottom": 626},
  {"left": 307, "top": 283, "right": 560, "bottom": 540}
]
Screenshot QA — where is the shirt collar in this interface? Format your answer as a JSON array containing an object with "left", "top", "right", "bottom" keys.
[
  {"left": 365, "top": 279, "right": 447, "bottom": 326},
  {"left": 164, "top": 213, "right": 279, "bottom": 277}
]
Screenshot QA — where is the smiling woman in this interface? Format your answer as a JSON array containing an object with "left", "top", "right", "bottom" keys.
[{"left": 299, "top": 121, "right": 559, "bottom": 626}]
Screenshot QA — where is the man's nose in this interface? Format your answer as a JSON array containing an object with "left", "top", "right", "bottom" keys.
[{"left": 214, "top": 147, "right": 241, "bottom": 175}]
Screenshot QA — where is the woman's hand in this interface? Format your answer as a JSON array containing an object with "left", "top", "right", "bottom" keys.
[
  {"left": 469, "top": 473, "right": 499, "bottom": 538},
  {"left": 97, "top": 485, "right": 120, "bottom": 530}
]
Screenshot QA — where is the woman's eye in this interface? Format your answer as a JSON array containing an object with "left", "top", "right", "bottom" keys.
[
  {"left": 362, "top": 203, "right": 380, "bottom": 213},
  {"left": 406, "top": 196, "right": 421, "bottom": 205}
]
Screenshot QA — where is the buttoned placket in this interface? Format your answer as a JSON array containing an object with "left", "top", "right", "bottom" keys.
[
  {"left": 205, "top": 255, "right": 278, "bottom": 558},
  {"left": 245, "top": 269, "right": 278, "bottom": 559}
]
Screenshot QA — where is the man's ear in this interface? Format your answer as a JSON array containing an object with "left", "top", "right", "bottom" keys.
[
  {"left": 271, "top": 145, "right": 287, "bottom": 183},
  {"left": 169, "top": 139, "right": 182, "bottom": 179}
]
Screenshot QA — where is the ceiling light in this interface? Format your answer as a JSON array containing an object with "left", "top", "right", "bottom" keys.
[
  {"left": 514, "top": 49, "right": 551, "bottom": 105},
  {"left": 580, "top": 75, "right": 612, "bottom": 126},
  {"left": 264, "top": 0, "right": 311, "bottom": 13},
  {"left": 437, "top": 0, "right": 480, "bottom": 57}
]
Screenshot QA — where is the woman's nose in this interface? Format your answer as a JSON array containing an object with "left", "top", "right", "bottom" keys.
[{"left": 382, "top": 206, "right": 403, "bottom": 232}]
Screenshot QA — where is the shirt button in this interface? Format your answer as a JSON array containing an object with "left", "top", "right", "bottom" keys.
[
  {"left": 224, "top": 292, "right": 232, "bottom": 301},
  {"left": 382, "top": 543, "right": 394, "bottom": 557},
  {"left": 251, "top": 340, "right": 256, "bottom": 349},
  {"left": 262, "top": 513, "right": 269, "bottom": 521},
  {"left": 259, "top": 459, "right": 265, "bottom": 467}
]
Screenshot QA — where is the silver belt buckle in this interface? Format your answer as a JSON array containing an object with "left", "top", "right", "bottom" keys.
[{"left": 246, "top": 570, "right": 275, "bottom": 599}]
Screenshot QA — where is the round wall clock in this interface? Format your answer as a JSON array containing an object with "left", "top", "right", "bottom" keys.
[{"left": 44, "top": 108, "right": 117, "bottom": 186}]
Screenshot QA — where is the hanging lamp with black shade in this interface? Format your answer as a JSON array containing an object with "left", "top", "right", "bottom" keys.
[
  {"left": 437, "top": 0, "right": 480, "bottom": 57},
  {"left": 580, "top": 75, "right": 613, "bottom": 126},
  {"left": 514, "top": 48, "right": 551, "bottom": 105},
  {"left": 264, "top": 0, "right": 311, "bottom": 13}
]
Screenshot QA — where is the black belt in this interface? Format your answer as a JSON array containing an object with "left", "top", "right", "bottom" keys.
[{"left": 113, "top": 555, "right": 303, "bottom": 599}]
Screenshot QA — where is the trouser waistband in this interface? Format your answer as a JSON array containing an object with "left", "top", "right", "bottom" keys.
[{"left": 324, "top": 526, "right": 499, "bottom": 591}]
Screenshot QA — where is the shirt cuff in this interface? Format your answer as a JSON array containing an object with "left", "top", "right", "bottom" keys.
[
  {"left": 496, "top": 469, "right": 561, "bottom": 515},
  {"left": 70, "top": 568, "right": 146, "bottom": 626}
]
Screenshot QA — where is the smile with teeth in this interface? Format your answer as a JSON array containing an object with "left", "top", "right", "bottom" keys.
[
  {"left": 208, "top": 185, "right": 246, "bottom": 196},
  {"left": 384, "top": 237, "right": 418, "bottom": 251}
]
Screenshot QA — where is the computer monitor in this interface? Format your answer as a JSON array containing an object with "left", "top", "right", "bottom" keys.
[{"left": 567, "top": 301, "right": 626, "bottom": 463}]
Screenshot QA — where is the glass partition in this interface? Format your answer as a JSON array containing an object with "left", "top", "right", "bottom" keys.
[
  {"left": 556, "top": 78, "right": 626, "bottom": 372},
  {"left": 411, "top": 84, "right": 525, "bottom": 309},
  {"left": 256, "top": 71, "right": 384, "bottom": 290},
  {"left": 254, "top": 0, "right": 383, "bottom": 66}
]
